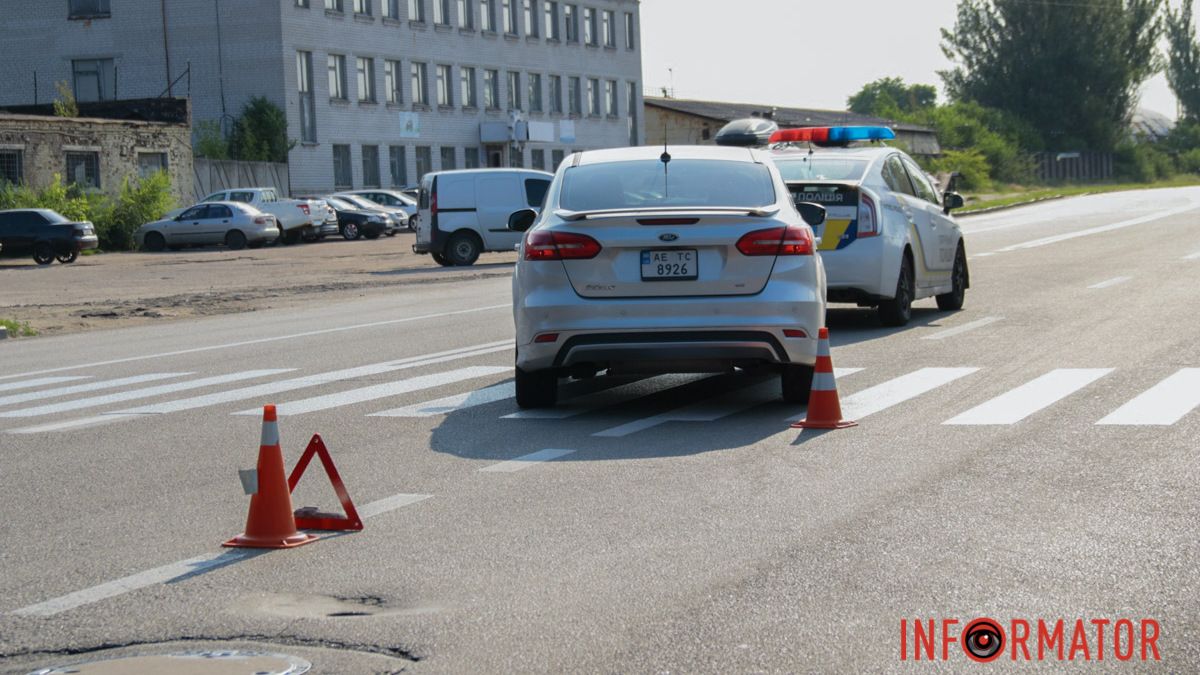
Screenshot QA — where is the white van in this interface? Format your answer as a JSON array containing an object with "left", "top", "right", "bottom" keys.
[{"left": 413, "top": 169, "right": 553, "bottom": 266}]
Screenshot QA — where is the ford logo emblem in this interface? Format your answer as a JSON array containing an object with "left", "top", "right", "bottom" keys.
[{"left": 659, "top": 233, "right": 679, "bottom": 242}]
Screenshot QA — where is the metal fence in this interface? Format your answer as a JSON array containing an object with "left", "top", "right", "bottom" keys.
[
  {"left": 193, "top": 158, "right": 289, "bottom": 201},
  {"left": 1034, "top": 151, "right": 1113, "bottom": 183}
]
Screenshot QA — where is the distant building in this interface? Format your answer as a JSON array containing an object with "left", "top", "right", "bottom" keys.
[
  {"left": 1131, "top": 108, "right": 1175, "bottom": 142},
  {"left": 644, "top": 96, "right": 940, "bottom": 156}
]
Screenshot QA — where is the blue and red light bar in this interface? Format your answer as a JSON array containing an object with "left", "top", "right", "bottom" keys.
[{"left": 768, "top": 126, "right": 896, "bottom": 145}]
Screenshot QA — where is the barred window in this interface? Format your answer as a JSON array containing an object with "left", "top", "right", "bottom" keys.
[
  {"left": 65, "top": 151, "right": 100, "bottom": 189},
  {"left": 0, "top": 150, "right": 23, "bottom": 185}
]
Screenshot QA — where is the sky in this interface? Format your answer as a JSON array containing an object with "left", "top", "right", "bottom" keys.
[{"left": 639, "top": 0, "right": 1193, "bottom": 119}]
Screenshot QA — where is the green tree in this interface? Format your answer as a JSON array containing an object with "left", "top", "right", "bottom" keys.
[
  {"left": 52, "top": 81, "right": 78, "bottom": 118},
  {"left": 193, "top": 120, "right": 230, "bottom": 160},
  {"left": 229, "top": 96, "right": 293, "bottom": 163},
  {"left": 1165, "top": 0, "right": 1200, "bottom": 122},
  {"left": 940, "top": 0, "right": 1162, "bottom": 150},
  {"left": 847, "top": 77, "right": 937, "bottom": 118}
]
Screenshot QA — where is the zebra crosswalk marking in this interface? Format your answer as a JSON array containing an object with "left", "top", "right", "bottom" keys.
[{"left": 944, "top": 369, "right": 1112, "bottom": 425}]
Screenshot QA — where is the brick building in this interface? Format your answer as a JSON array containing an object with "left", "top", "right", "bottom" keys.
[{"left": 0, "top": 0, "right": 644, "bottom": 195}]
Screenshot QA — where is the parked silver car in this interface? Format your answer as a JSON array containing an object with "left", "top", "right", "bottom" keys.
[
  {"left": 333, "top": 193, "right": 407, "bottom": 235},
  {"left": 508, "top": 145, "right": 828, "bottom": 408},
  {"left": 135, "top": 202, "right": 279, "bottom": 251},
  {"left": 337, "top": 189, "right": 418, "bottom": 230}
]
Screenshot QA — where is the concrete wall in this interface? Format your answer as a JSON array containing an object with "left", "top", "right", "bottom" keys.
[
  {"left": 644, "top": 105, "right": 720, "bottom": 146},
  {"left": 0, "top": 113, "right": 192, "bottom": 203}
]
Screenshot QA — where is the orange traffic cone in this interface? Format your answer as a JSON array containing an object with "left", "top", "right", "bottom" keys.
[
  {"left": 224, "top": 405, "right": 318, "bottom": 549},
  {"left": 791, "top": 327, "right": 858, "bottom": 430}
]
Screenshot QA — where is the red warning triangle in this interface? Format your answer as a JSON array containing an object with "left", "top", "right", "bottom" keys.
[{"left": 287, "top": 434, "right": 363, "bottom": 531}]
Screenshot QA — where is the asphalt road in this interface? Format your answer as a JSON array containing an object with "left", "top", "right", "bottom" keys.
[{"left": 1, "top": 187, "right": 1198, "bottom": 673}]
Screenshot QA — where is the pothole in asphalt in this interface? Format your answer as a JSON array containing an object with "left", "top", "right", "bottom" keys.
[
  {"left": 234, "top": 592, "right": 441, "bottom": 620},
  {"left": 28, "top": 649, "right": 311, "bottom": 674}
]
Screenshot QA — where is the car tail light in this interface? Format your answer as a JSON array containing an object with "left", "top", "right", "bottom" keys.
[
  {"left": 430, "top": 191, "right": 438, "bottom": 218},
  {"left": 523, "top": 231, "right": 602, "bottom": 260},
  {"left": 857, "top": 192, "right": 879, "bottom": 237},
  {"left": 637, "top": 217, "right": 700, "bottom": 226},
  {"left": 534, "top": 333, "right": 560, "bottom": 343},
  {"left": 254, "top": 216, "right": 270, "bottom": 225},
  {"left": 736, "top": 225, "right": 814, "bottom": 256},
  {"left": 783, "top": 329, "right": 808, "bottom": 338},
  {"left": 299, "top": 203, "right": 310, "bottom": 215}
]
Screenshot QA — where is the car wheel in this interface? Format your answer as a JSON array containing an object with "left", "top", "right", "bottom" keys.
[
  {"left": 515, "top": 365, "right": 558, "bottom": 408},
  {"left": 407, "top": 217, "right": 417, "bottom": 232},
  {"left": 56, "top": 250, "right": 79, "bottom": 264},
  {"left": 143, "top": 231, "right": 166, "bottom": 252},
  {"left": 445, "top": 231, "right": 481, "bottom": 266},
  {"left": 281, "top": 228, "right": 302, "bottom": 245},
  {"left": 781, "top": 364, "right": 814, "bottom": 404},
  {"left": 32, "top": 243, "right": 55, "bottom": 265},
  {"left": 364, "top": 231, "right": 381, "bottom": 240},
  {"left": 302, "top": 229, "right": 320, "bottom": 243},
  {"left": 225, "top": 230, "right": 248, "bottom": 251},
  {"left": 936, "top": 243, "right": 967, "bottom": 311},
  {"left": 878, "top": 254, "right": 914, "bottom": 327},
  {"left": 431, "top": 252, "right": 454, "bottom": 267},
  {"left": 342, "top": 222, "right": 360, "bottom": 240},
  {"left": 385, "top": 228, "right": 397, "bottom": 237}
]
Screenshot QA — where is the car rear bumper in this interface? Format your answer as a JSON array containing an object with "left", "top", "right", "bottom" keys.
[{"left": 820, "top": 236, "right": 892, "bottom": 299}]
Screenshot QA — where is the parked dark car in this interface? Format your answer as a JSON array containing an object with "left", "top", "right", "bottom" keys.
[
  {"left": 322, "top": 196, "right": 389, "bottom": 240},
  {"left": 0, "top": 209, "right": 98, "bottom": 265}
]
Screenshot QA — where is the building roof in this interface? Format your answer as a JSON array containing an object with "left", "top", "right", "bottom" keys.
[
  {"left": 1131, "top": 107, "right": 1175, "bottom": 141},
  {"left": 644, "top": 96, "right": 933, "bottom": 134}
]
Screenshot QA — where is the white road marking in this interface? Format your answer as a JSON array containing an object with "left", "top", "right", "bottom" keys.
[
  {"left": 1087, "top": 276, "right": 1132, "bottom": 289},
  {"left": 1184, "top": 250, "right": 1200, "bottom": 260},
  {"left": 6, "top": 414, "right": 144, "bottom": 435},
  {"left": 0, "top": 373, "right": 188, "bottom": 408},
  {"left": 247, "top": 366, "right": 509, "bottom": 416},
  {"left": 921, "top": 317, "right": 1002, "bottom": 341},
  {"left": 0, "top": 303, "right": 511, "bottom": 381},
  {"left": 1, "top": 376, "right": 91, "bottom": 392},
  {"left": 793, "top": 367, "right": 978, "bottom": 422},
  {"left": 989, "top": 205, "right": 1197, "bottom": 254},
  {"left": 370, "top": 381, "right": 515, "bottom": 417},
  {"left": 12, "top": 492, "right": 433, "bottom": 617},
  {"left": 944, "top": 368, "right": 1113, "bottom": 425},
  {"left": 502, "top": 375, "right": 709, "bottom": 420},
  {"left": 480, "top": 448, "right": 577, "bottom": 472},
  {"left": 1096, "top": 369, "right": 1200, "bottom": 425},
  {"left": 0, "top": 370, "right": 294, "bottom": 418},
  {"left": 972, "top": 252, "right": 996, "bottom": 257}
]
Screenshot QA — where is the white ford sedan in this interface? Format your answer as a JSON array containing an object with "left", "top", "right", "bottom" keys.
[{"left": 508, "top": 145, "right": 827, "bottom": 408}]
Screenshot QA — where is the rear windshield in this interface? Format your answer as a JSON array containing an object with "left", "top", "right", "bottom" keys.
[
  {"left": 38, "top": 210, "right": 70, "bottom": 224},
  {"left": 774, "top": 157, "right": 868, "bottom": 182},
  {"left": 560, "top": 159, "right": 776, "bottom": 211}
]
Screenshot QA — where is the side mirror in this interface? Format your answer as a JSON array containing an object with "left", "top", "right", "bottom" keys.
[
  {"left": 943, "top": 191, "right": 965, "bottom": 215},
  {"left": 508, "top": 208, "right": 538, "bottom": 232},
  {"left": 795, "top": 201, "right": 826, "bottom": 227}
]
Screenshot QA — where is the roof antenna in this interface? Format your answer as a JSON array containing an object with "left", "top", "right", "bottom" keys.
[{"left": 661, "top": 110, "right": 671, "bottom": 198}]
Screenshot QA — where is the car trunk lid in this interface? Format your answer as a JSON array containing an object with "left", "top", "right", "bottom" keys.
[{"left": 787, "top": 182, "right": 860, "bottom": 251}]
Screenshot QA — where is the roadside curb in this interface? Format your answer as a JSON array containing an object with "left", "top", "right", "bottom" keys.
[{"left": 958, "top": 193, "right": 1075, "bottom": 217}]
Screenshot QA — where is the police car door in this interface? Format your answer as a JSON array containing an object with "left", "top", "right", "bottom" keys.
[{"left": 889, "top": 157, "right": 946, "bottom": 287}]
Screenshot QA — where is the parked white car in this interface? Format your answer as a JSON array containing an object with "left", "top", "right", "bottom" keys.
[
  {"left": 188, "top": 188, "right": 317, "bottom": 244},
  {"left": 414, "top": 169, "right": 553, "bottom": 266},
  {"left": 135, "top": 202, "right": 279, "bottom": 251}
]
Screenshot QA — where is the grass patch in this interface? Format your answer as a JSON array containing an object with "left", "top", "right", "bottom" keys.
[
  {"left": 0, "top": 319, "right": 37, "bottom": 337},
  {"left": 960, "top": 175, "right": 1200, "bottom": 214}
]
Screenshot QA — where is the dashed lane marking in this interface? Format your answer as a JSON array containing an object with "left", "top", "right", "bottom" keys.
[
  {"left": 944, "top": 368, "right": 1113, "bottom": 425},
  {"left": 1, "top": 376, "right": 92, "bottom": 392},
  {"left": 1087, "top": 276, "right": 1132, "bottom": 289},
  {"left": 1184, "top": 250, "right": 1200, "bottom": 260},
  {"left": 987, "top": 205, "right": 1197, "bottom": 254},
  {"left": 921, "top": 317, "right": 1002, "bottom": 341},
  {"left": 479, "top": 449, "right": 577, "bottom": 472},
  {"left": 1096, "top": 368, "right": 1200, "bottom": 426},
  {"left": 370, "top": 381, "right": 515, "bottom": 417}
]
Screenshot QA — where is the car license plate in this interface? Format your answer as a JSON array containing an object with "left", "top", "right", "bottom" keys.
[{"left": 641, "top": 249, "right": 697, "bottom": 280}]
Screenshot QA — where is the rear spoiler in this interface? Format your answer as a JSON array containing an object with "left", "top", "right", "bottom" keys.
[{"left": 554, "top": 205, "right": 781, "bottom": 222}]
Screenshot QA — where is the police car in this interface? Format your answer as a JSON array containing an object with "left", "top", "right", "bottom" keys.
[{"left": 717, "top": 121, "right": 968, "bottom": 326}]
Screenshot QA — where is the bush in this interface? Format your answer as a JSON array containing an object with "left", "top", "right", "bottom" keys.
[
  {"left": 922, "top": 148, "right": 993, "bottom": 191},
  {"left": 1114, "top": 141, "right": 1178, "bottom": 182},
  {"left": 1179, "top": 148, "right": 1200, "bottom": 173}
]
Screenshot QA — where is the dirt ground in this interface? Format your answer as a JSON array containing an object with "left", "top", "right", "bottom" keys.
[{"left": 0, "top": 232, "right": 516, "bottom": 336}]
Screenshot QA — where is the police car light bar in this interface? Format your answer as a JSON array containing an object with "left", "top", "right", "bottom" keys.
[{"left": 768, "top": 126, "right": 897, "bottom": 144}]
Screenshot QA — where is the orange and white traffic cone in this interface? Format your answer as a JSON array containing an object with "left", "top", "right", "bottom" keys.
[
  {"left": 791, "top": 327, "right": 858, "bottom": 430},
  {"left": 224, "top": 405, "right": 318, "bottom": 549}
]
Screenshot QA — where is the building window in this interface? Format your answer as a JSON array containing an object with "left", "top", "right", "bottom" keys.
[
  {"left": 509, "top": 146, "right": 524, "bottom": 168},
  {"left": 544, "top": 1, "right": 559, "bottom": 39},
  {"left": 602, "top": 9, "right": 614, "bottom": 46},
  {"left": 326, "top": 0, "right": 344, "bottom": 10},
  {"left": 583, "top": 7, "right": 596, "bottom": 45},
  {"left": 408, "top": 0, "right": 425, "bottom": 21},
  {"left": 437, "top": 65, "right": 453, "bottom": 106},
  {"left": 461, "top": 67, "right": 478, "bottom": 108},
  {"left": 384, "top": 59, "right": 402, "bottom": 104},
  {"left": 415, "top": 145, "right": 433, "bottom": 180},
  {"left": 463, "top": 147, "right": 480, "bottom": 168},
  {"left": 531, "top": 148, "right": 546, "bottom": 171},
  {"left": 0, "top": 150, "right": 24, "bottom": 185},
  {"left": 69, "top": 0, "right": 110, "bottom": 18},
  {"left": 362, "top": 145, "right": 381, "bottom": 187},
  {"left": 507, "top": 71, "right": 522, "bottom": 110},
  {"left": 523, "top": 0, "right": 538, "bottom": 37},
  {"left": 528, "top": 73, "right": 543, "bottom": 113},
  {"left": 72, "top": 58, "right": 115, "bottom": 102},
  {"left": 502, "top": 0, "right": 517, "bottom": 34},
  {"left": 328, "top": 54, "right": 348, "bottom": 100},
  {"left": 383, "top": 0, "right": 400, "bottom": 17},
  {"left": 457, "top": 0, "right": 474, "bottom": 28},
  {"left": 433, "top": 0, "right": 450, "bottom": 24},
  {"left": 484, "top": 69, "right": 499, "bottom": 109},
  {"left": 605, "top": 79, "right": 617, "bottom": 116},
  {"left": 552, "top": 148, "right": 565, "bottom": 170},
  {"left": 563, "top": 4, "right": 577, "bottom": 42},
  {"left": 297, "top": 0, "right": 310, "bottom": 6},
  {"left": 548, "top": 75, "right": 563, "bottom": 114},
  {"left": 624, "top": 11, "right": 635, "bottom": 49},
  {"left": 297, "top": 51, "right": 317, "bottom": 142},
  {"left": 389, "top": 146, "right": 407, "bottom": 186},
  {"left": 411, "top": 62, "right": 428, "bottom": 105},
  {"left": 354, "top": 0, "right": 371, "bottom": 15},
  {"left": 356, "top": 57, "right": 376, "bottom": 102},
  {"left": 65, "top": 151, "right": 99, "bottom": 189},
  {"left": 480, "top": 0, "right": 494, "bottom": 31},
  {"left": 567, "top": 76, "right": 581, "bottom": 115},
  {"left": 587, "top": 77, "right": 600, "bottom": 115},
  {"left": 440, "top": 146, "right": 457, "bottom": 170},
  {"left": 627, "top": 80, "right": 638, "bottom": 145},
  {"left": 333, "top": 145, "right": 352, "bottom": 189}
]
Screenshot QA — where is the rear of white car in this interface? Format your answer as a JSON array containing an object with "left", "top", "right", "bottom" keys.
[{"left": 511, "top": 146, "right": 826, "bottom": 408}]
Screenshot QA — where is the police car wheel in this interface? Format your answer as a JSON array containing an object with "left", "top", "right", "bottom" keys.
[
  {"left": 936, "top": 244, "right": 967, "bottom": 311},
  {"left": 878, "top": 255, "right": 914, "bottom": 327},
  {"left": 781, "top": 364, "right": 814, "bottom": 404}
]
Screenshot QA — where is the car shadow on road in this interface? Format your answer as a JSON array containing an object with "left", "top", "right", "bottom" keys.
[
  {"left": 825, "top": 306, "right": 950, "bottom": 348},
  {"left": 368, "top": 262, "right": 515, "bottom": 277}
]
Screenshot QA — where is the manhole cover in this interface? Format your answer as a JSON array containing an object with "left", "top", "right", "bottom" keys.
[{"left": 29, "top": 649, "right": 311, "bottom": 675}]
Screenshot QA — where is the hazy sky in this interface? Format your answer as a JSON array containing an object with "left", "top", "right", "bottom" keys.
[{"left": 640, "top": 0, "right": 1193, "bottom": 119}]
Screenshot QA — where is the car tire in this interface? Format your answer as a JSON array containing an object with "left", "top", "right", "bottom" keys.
[
  {"left": 364, "top": 230, "right": 381, "bottom": 240},
  {"left": 32, "top": 243, "right": 55, "bottom": 265},
  {"left": 936, "top": 243, "right": 967, "bottom": 311},
  {"left": 56, "top": 251, "right": 79, "bottom": 264},
  {"left": 515, "top": 365, "right": 558, "bottom": 408},
  {"left": 878, "top": 254, "right": 914, "bottom": 327},
  {"left": 341, "top": 223, "right": 360, "bottom": 240},
  {"left": 781, "top": 364, "right": 814, "bottom": 404},
  {"left": 407, "top": 217, "right": 417, "bottom": 232},
  {"left": 431, "top": 252, "right": 453, "bottom": 267},
  {"left": 225, "top": 230, "right": 248, "bottom": 251},
  {"left": 143, "top": 231, "right": 166, "bottom": 253},
  {"left": 281, "top": 228, "right": 302, "bottom": 246},
  {"left": 385, "top": 229, "right": 397, "bottom": 237},
  {"left": 302, "top": 229, "right": 320, "bottom": 243},
  {"left": 445, "top": 231, "right": 481, "bottom": 266}
]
